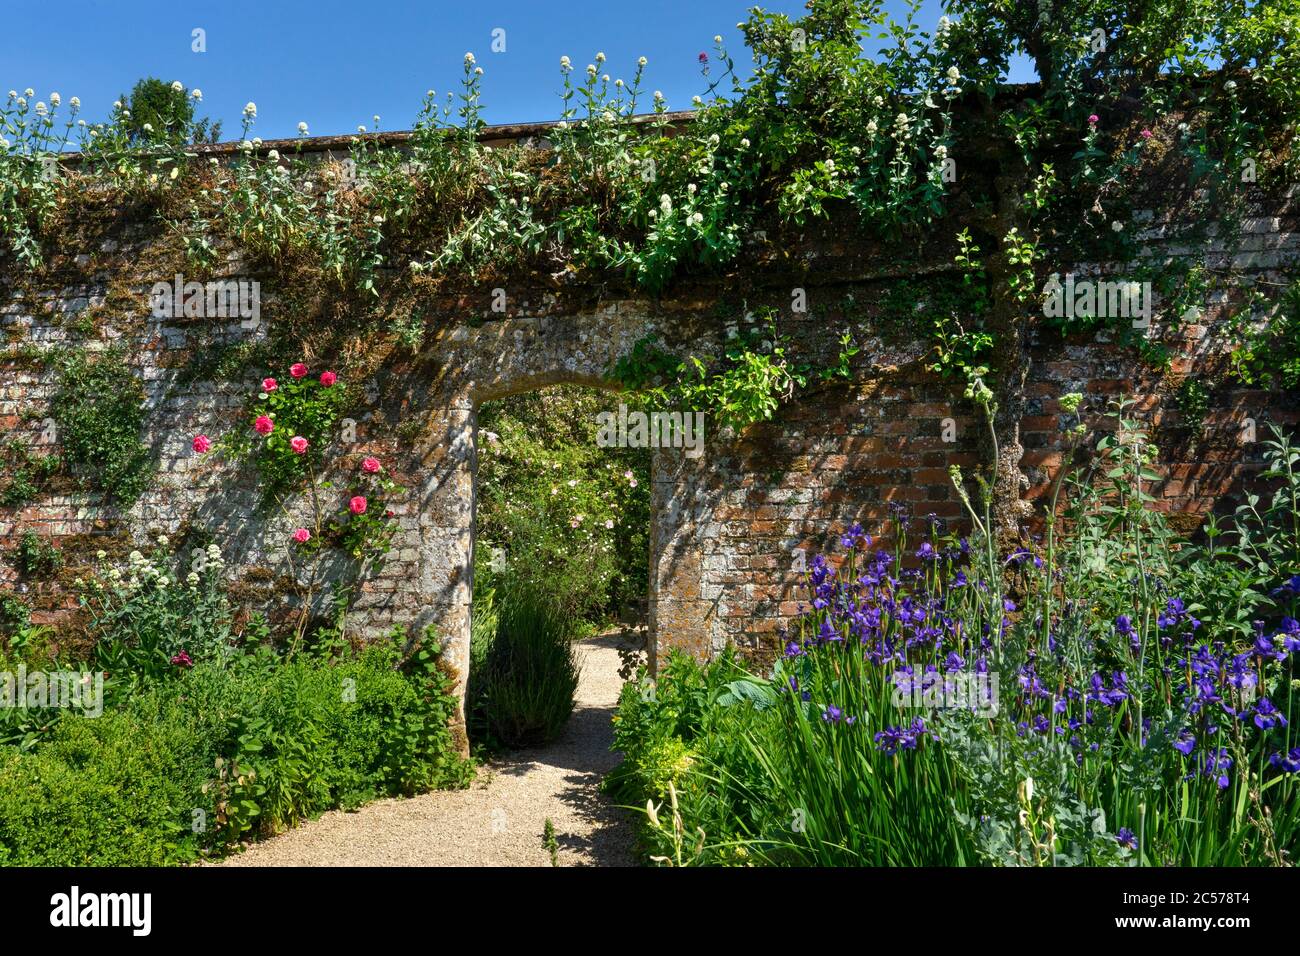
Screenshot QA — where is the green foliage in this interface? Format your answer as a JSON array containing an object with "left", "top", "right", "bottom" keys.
[
  {"left": 118, "top": 77, "right": 220, "bottom": 146},
  {"left": 475, "top": 385, "right": 650, "bottom": 624},
  {"left": 52, "top": 349, "right": 152, "bottom": 504},
  {"left": 0, "top": 627, "right": 471, "bottom": 865},
  {"left": 1230, "top": 277, "right": 1300, "bottom": 391},
  {"left": 468, "top": 583, "right": 580, "bottom": 749},
  {"left": 0, "top": 592, "right": 30, "bottom": 639},
  {"left": 15, "top": 531, "right": 61, "bottom": 577},
  {"left": 0, "top": 440, "right": 60, "bottom": 508},
  {"left": 610, "top": 312, "right": 804, "bottom": 433}
]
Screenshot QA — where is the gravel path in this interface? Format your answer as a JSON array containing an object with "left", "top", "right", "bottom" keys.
[{"left": 216, "top": 631, "right": 639, "bottom": 867}]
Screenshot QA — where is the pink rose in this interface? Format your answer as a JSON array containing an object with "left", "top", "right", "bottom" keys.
[
  {"left": 349, "top": 495, "right": 367, "bottom": 515},
  {"left": 1140, "top": 128, "right": 1152, "bottom": 139},
  {"left": 290, "top": 362, "right": 308, "bottom": 379},
  {"left": 320, "top": 370, "right": 337, "bottom": 387},
  {"left": 292, "top": 527, "right": 311, "bottom": 544},
  {"left": 1087, "top": 114, "right": 1099, "bottom": 124},
  {"left": 262, "top": 377, "right": 278, "bottom": 392},
  {"left": 192, "top": 434, "right": 212, "bottom": 454},
  {"left": 290, "top": 435, "right": 309, "bottom": 455},
  {"left": 254, "top": 415, "right": 274, "bottom": 435},
  {"left": 361, "top": 456, "right": 381, "bottom": 474}
]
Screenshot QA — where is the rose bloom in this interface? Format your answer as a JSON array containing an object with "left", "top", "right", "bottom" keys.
[
  {"left": 192, "top": 434, "right": 212, "bottom": 453},
  {"left": 349, "top": 495, "right": 367, "bottom": 515},
  {"left": 292, "top": 527, "right": 311, "bottom": 544},
  {"left": 254, "top": 415, "right": 274, "bottom": 435},
  {"left": 1088, "top": 114, "right": 1099, "bottom": 124},
  {"left": 290, "top": 435, "right": 309, "bottom": 454},
  {"left": 290, "top": 362, "right": 308, "bottom": 378},
  {"left": 262, "top": 377, "right": 278, "bottom": 392},
  {"left": 362, "top": 456, "right": 381, "bottom": 474},
  {"left": 320, "top": 370, "right": 337, "bottom": 387}
]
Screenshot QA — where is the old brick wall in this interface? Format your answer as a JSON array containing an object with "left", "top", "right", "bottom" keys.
[{"left": 2, "top": 126, "right": 1297, "bottom": 727}]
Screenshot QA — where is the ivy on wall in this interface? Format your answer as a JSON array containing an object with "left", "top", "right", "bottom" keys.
[{"left": 52, "top": 349, "right": 152, "bottom": 504}]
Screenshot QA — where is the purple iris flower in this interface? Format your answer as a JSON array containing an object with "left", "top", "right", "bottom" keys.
[
  {"left": 1269, "top": 748, "right": 1300, "bottom": 774},
  {"left": 1174, "top": 730, "right": 1196, "bottom": 755},
  {"left": 1254, "top": 697, "right": 1288, "bottom": 731}
]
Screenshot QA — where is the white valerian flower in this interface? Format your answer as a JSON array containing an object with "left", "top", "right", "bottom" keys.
[
  {"left": 239, "top": 139, "right": 253, "bottom": 151},
  {"left": 112, "top": 99, "right": 122, "bottom": 109},
  {"left": 946, "top": 65, "right": 961, "bottom": 84},
  {"left": 297, "top": 121, "right": 309, "bottom": 135},
  {"left": 824, "top": 158, "right": 835, "bottom": 173},
  {"left": 157, "top": 535, "right": 169, "bottom": 546},
  {"left": 358, "top": 125, "right": 367, "bottom": 133},
  {"left": 108, "top": 568, "right": 122, "bottom": 581},
  {"left": 171, "top": 80, "right": 183, "bottom": 92},
  {"left": 16, "top": 97, "right": 26, "bottom": 108},
  {"left": 935, "top": 144, "right": 948, "bottom": 158},
  {"left": 638, "top": 56, "right": 647, "bottom": 67},
  {"left": 740, "top": 137, "right": 750, "bottom": 147},
  {"left": 560, "top": 55, "right": 572, "bottom": 70},
  {"left": 688, "top": 211, "right": 704, "bottom": 226},
  {"left": 938, "top": 15, "right": 951, "bottom": 31},
  {"left": 243, "top": 101, "right": 257, "bottom": 118},
  {"left": 601, "top": 73, "right": 610, "bottom": 83},
  {"left": 692, "top": 95, "right": 703, "bottom": 106},
  {"left": 267, "top": 149, "right": 280, "bottom": 161},
  {"left": 24, "top": 88, "right": 34, "bottom": 97},
  {"left": 6, "top": 91, "right": 15, "bottom": 100},
  {"left": 464, "top": 52, "right": 476, "bottom": 64},
  {"left": 252, "top": 136, "right": 261, "bottom": 146},
  {"left": 69, "top": 96, "right": 80, "bottom": 110},
  {"left": 714, "top": 34, "right": 722, "bottom": 43},
  {"left": 34, "top": 102, "right": 47, "bottom": 116},
  {"left": 653, "top": 90, "right": 664, "bottom": 101},
  {"left": 615, "top": 78, "right": 623, "bottom": 87},
  {"left": 686, "top": 182, "right": 697, "bottom": 194},
  {"left": 895, "top": 112, "right": 911, "bottom": 130},
  {"left": 191, "top": 88, "right": 202, "bottom": 101},
  {"left": 474, "top": 67, "right": 483, "bottom": 76},
  {"left": 596, "top": 51, "right": 606, "bottom": 63},
  {"left": 96, "top": 550, "right": 107, "bottom": 560},
  {"left": 49, "top": 92, "right": 61, "bottom": 107},
  {"left": 873, "top": 94, "right": 884, "bottom": 107},
  {"left": 187, "top": 571, "right": 200, "bottom": 586},
  {"left": 1111, "top": 220, "right": 1124, "bottom": 232},
  {"left": 1224, "top": 79, "right": 1238, "bottom": 91},
  {"left": 659, "top": 193, "right": 672, "bottom": 213}
]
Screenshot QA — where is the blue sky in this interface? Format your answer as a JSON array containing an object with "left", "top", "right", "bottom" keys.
[{"left": 3, "top": 0, "right": 1032, "bottom": 142}]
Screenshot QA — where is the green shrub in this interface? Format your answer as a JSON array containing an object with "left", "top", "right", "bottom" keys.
[
  {"left": 0, "top": 629, "right": 471, "bottom": 865},
  {"left": 471, "top": 585, "right": 580, "bottom": 749}
]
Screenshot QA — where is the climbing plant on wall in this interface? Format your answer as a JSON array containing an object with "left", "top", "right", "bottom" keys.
[{"left": 2, "top": 0, "right": 1297, "bottom": 524}]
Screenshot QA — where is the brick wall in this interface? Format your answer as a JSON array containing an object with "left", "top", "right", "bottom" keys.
[{"left": 2, "top": 128, "right": 1297, "bottom": 721}]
